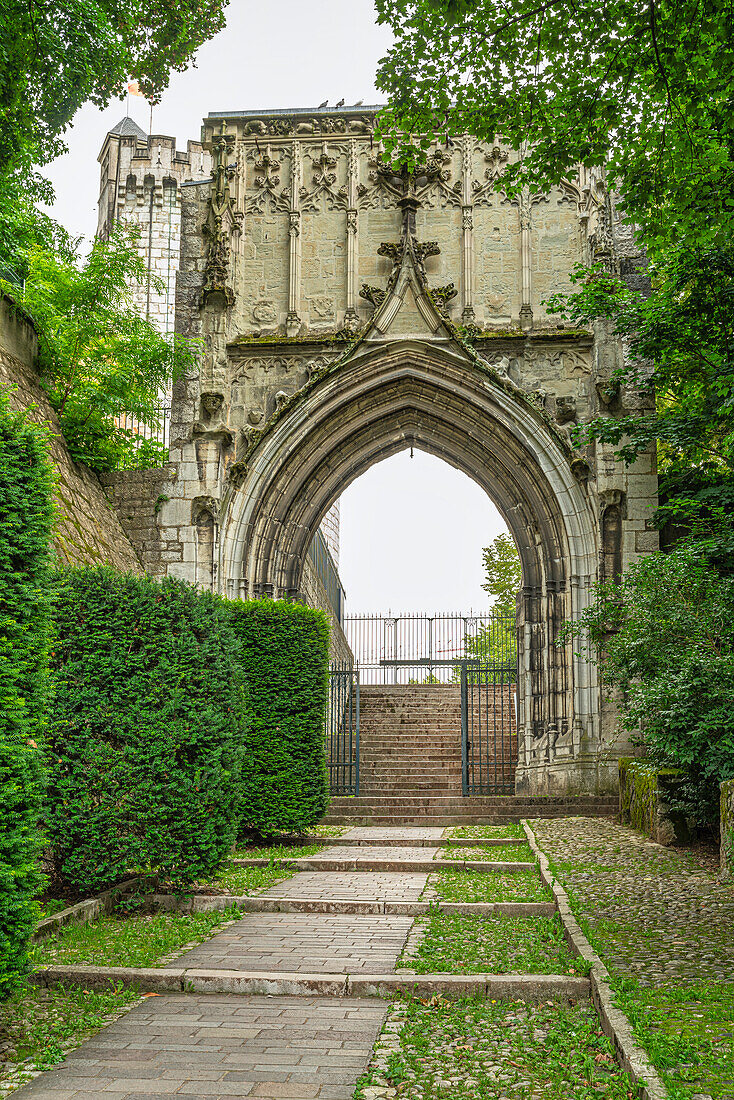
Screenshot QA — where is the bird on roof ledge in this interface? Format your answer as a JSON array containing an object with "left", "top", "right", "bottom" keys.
[
  {"left": 336, "top": 98, "right": 345, "bottom": 107},
  {"left": 318, "top": 99, "right": 328, "bottom": 108}
]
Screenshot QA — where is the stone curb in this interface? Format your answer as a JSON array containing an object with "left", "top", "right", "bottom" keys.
[
  {"left": 32, "top": 964, "right": 590, "bottom": 1002},
  {"left": 33, "top": 878, "right": 141, "bottom": 942},
  {"left": 233, "top": 857, "right": 536, "bottom": 873},
  {"left": 139, "top": 893, "right": 556, "bottom": 918},
  {"left": 522, "top": 821, "right": 669, "bottom": 1100}
]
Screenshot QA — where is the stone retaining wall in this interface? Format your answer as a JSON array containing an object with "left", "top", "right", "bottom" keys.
[
  {"left": 721, "top": 777, "right": 734, "bottom": 879},
  {"left": 0, "top": 296, "right": 142, "bottom": 572},
  {"left": 619, "top": 758, "right": 689, "bottom": 845}
]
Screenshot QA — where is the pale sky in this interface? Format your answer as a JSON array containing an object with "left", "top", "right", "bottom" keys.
[{"left": 43, "top": 0, "right": 509, "bottom": 613}]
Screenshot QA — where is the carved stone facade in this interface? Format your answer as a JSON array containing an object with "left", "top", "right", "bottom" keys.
[{"left": 110, "top": 105, "right": 658, "bottom": 797}]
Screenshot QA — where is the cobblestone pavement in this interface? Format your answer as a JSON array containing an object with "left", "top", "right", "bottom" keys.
[
  {"left": 14, "top": 995, "right": 386, "bottom": 1100},
  {"left": 161, "top": 913, "right": 413, "bottom": 974},
  {"left": 261, "top": 872, "right": 428, "bottom": 902},
  {"left": 531, "top": 816, "right": 734, "bottom": 985}
]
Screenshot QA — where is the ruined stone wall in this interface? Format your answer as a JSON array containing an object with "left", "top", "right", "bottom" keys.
[
  {"left": 102, "top": 106, "right": 660, "bottom": 796},
  {"left": 0, "top": 297, "right": 142, "bottom": 571}
]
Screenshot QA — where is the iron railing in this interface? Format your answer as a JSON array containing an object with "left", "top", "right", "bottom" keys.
[
  {"left": 343, "top": 612, "right": 517, "bottom": 684},
  {"left": 307, "top": 529, "right": 346, "bottom": 625},
  {"left": 116, "top": 404, "right": 171, "bottom": 469},
  {"left": 461, "top": 659, "right": 518, "bottom": 795},
  {"left": 326, "top": 661, "right": 359, "bottom": 795}
]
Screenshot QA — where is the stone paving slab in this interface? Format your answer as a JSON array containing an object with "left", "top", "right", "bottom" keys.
[
  {"left": 262, "top": 871, "right": 428, "bottom": 902},
  {"left": 341, "top": 827, "right": 446, "bottom": 840},
  {"left": 306, "top": 845, "right": 439, "bottom": 862},
  {"left": 13, "top": 994, "right": 386, "bottom": 1099},
  {"left": 162, "top": 913, "right": 414, "bottom": 974}
]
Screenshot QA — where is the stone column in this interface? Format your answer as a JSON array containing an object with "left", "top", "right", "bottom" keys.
[
  {"left": 344, "top": 141, "right": 360, "bottom": 330},
  {"left": 286, "top": 141, "right": 302, "bottom": 336},
  {"left": 461, "top": 136, "right": 475, "bottom": 322},
  {"left": 519, "top": 188, "right": 533, "bottom": 332}
]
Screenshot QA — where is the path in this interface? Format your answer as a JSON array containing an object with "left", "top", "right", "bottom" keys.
[{"left": 14, "top": 823, "right": 643, "bottom": 1100}]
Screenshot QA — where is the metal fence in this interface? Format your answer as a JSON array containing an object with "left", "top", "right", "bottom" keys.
[
  {"left": 307, "top": 530, "right": 346, "bottom": 625},
  {"left": 326, "top": 661, "right": 359, "bottom": 795},
  {"left": 342, "top": 612, "right": 517, "bottom": 684},
  {"left": 116, "top": 404, "right": 171, "bottom": 469},
  {"left": 461, "top": 660, "right": 518, "bottom": 795}
]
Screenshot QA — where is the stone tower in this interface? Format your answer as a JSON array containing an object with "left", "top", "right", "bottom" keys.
[{"left": 97, "top": 117, "right": 211, "bottom": 335}]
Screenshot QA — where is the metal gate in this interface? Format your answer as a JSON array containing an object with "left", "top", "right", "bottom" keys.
[
  {"left": 326, "top": 662, "right": 359, "bottom": 795},
  {"left": 460, "top": 656, "right": 518, "bottom": 795}
]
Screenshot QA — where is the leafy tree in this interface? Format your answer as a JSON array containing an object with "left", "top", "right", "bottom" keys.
[
  {"left": 3, "top": 225, "right": 194, "bottom": 471},
  {"left": 561, "top": 534, "right": 734, "bottom": 823},
  {"left": 0, "top": 0, "right": 228, "bottom": 177},
  {"left": 481, "top": 532, "right": 522, "bottom": 616},
  {"left": 375, "top": 0, "right": 734, "bottom": 251},
  {"left": 459, "top": 534, "right": 520, "bottom": 674}
]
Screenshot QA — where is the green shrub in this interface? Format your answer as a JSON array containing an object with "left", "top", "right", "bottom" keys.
[
  {"left": 562, "top": 542, "right": 734, "bottom": 823},
  {"left": 0, "top": 387, "right": 53, "bottom": 999},
  {"left": 228, "top": 599, "right": 329, "bottom": 836},
  {"left": 47, "top": 568, "right": 247, "bottom": 893}
]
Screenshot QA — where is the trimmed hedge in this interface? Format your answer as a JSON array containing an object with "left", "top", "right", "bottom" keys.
[
  {"left": 228, "top": 599, "right": 329, "bottom": 836},
  {"left": 47, "top": 568, "right": 247, "bottom": 893},
  {"left": 0, "top": 389, "right": 53, "bottom": 999}
]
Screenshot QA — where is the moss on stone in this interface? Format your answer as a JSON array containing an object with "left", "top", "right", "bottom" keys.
[
  {"left": 720, "top": 777, "right": 734, "bottom": 878},
  {"left": 619, "top": 758, "right": 689, "bottom": 845}
]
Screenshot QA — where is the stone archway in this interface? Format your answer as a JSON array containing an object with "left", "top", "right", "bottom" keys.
[{"left": 219, "top": 246, "right": 600, "bottom": 795}]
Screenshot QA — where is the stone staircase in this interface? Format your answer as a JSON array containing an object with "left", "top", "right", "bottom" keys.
[{"left": 324, "top": 683, "right": 617, "bottom": 825}]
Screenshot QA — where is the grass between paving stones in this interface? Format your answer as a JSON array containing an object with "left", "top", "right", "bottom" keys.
[
  {"left": 0, "top": 983, "right": 140, "bottom": 1092},
  {"left": 612, "top": 979, "right": 734, "bottom": 1100},
  {"left": 428, "top": 868, "right": 552, "bottom": 904},
  {"left": 354, "top": 995, "right": 637, "bottom": 1099},
  {"left": 31, "top": 907, "right": 245, "bottom": 969},
  {"left": 199, "top": 858, "right": 296, "bottom": 894},
  {"left": 398, "top": 912, "right": 587, "bottom": 975},
  {"left": 438, "top": 844, "right": 534, "bottom": 863},
  {"left": 447, "top": 823, "right": 525, "bottom": 840},
  {"left": 232, "top": 843, "right": 322, "bottom": 859},
  {"left": 533, "top": 821, "right": 734, "bottom": 1099}
]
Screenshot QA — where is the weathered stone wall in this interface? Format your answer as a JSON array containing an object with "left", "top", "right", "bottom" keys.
[
  {"left": 721, "top": 777, "right": 734, "bottom": 879},
  {"left": 619, "top": 758, "right": 690, "bottom": 845},
  {"left": 0, "top": 297, "right": 143, "bottom": 571},
  {"left": 100, "top": 106, "right": 661, "bottom": 797}
]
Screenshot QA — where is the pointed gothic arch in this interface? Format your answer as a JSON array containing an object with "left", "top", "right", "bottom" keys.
[{"left": 218, "top": 247, "right": 601, "bottom": 794}]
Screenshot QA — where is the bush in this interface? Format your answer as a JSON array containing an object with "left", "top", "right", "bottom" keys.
[
  {"left": 0, "top": 388, "right": 53, "bottom": 999},
  {"left": 47, "top": 568, "right": 247, "bottom": 893},
  {"left": 228, "top": 599, "right": 330, "bottom": 836},
  {"left": 562, "top": 542, "right": 734, "bottom": 824}
]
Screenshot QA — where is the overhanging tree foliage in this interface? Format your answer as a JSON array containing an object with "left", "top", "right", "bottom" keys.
[
  {"left": 0, "top": 388, "right": 53, "bottom": 999},
  {"left": 375, "top": 0, "right": 734, "bottom": 250},
  {"left": 0, "top": 0, "right": 228, "bottom": 176},
  {"left": 4, "top": 225, "right": 195, "bottom": 471}
]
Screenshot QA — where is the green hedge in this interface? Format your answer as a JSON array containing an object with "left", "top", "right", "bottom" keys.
[
  {"left": 47, "top": 568, "right": 247, "bottom": 893},
  {"left": 0, "top": 389, "right": 53, "bottom": 999},
  {"left": 228, "top": 599, "right": 329, "bottom": 836}
]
